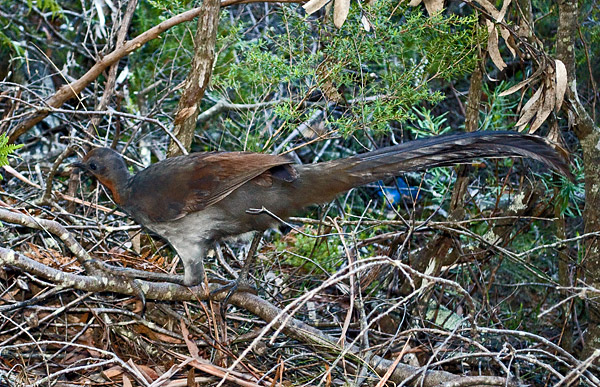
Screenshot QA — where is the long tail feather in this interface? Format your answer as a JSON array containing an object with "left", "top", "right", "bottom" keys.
[{"left": 294, "top": 131, "right": 571, "bottom": 206}]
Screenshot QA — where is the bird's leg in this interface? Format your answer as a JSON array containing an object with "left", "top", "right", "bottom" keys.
[
  {"left": 237, "top": 232, "right": 262, "bottom": 287},
  {"left": 211, "top": 232, "right": 261, "bottom": 318},
  {"left": 183, "top": 258, "right": 207, "bottom": 288},
  {"left": 172, "top": 240, "right": 211, "bottom": 297}
]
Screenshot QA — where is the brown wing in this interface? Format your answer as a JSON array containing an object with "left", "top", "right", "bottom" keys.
[{"left": 127, "top": 152, "right": 297, "bottom": 223}]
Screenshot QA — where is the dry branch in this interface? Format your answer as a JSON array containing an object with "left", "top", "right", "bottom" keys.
[
  {"left": 0, "top": 244, "right": 510, "bottom": 386},
  {"left": 5, "top": 0, "right": 308, "bottom": 144},
  {"left": 6, "top": 7, "right": 208, "bottom": 143}
]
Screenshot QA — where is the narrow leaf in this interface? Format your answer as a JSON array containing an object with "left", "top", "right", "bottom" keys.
[
  {"left": 499, "top": 79, "right": 529, "bottom": 97},
  {"left": 499, "top": 26, "right": 516, "bottom": 57},
  {"left": 521, "top": 85, "right": 544, "bottom": 115},
  {"left": 497, "top": 0, "right": 511, "bottom": 22},
  {"left": 530, "top": 79, "right": 555, "bottom": 133},
  {"left": 303, "top": 0, "right": 330, "bottom": 15},
  {"left": 486, "top": 20, "right": 507, "bottom": 71},
  {"left": 555, "top": 59, "right": 568, "bottom": 111},
  {"left": 180, "top": 320, "right": 200, "bottom": 359},
  {"left": 499, "top": 66, "right": 543, "bottom": 97},
  {"left": 333, "top": 0, "right": 350, "bottom": 28},
  {"left": 475, "top": 0, "right": 500, "bottom": 20},
  {"left": 423, "top": 0, "right": 444, "bottom": 15},
  {"left": 516, "top": 86, "right": 543, "bottom": 129}
]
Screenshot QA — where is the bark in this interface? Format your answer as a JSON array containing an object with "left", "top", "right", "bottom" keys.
[
  {"left": 516, "top": 0, "right": 534, "bottom": 38},
  {"left": 555, "top": 183, "right": 573, "bottom": 352},
  {"left": 167, "top": 0, "right": 220, "bottom": 157},
  {"left": 556, "top": 0, "right": 600, "bottom": 357}
]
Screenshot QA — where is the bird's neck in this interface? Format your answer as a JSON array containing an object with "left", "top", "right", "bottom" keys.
[{"left": 98, "top": 168, "right": 132, "bottom": 205}]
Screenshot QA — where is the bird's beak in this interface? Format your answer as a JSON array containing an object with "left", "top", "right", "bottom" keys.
[{"left": 70, "top": 162, "right": 87, "bottom": 171}]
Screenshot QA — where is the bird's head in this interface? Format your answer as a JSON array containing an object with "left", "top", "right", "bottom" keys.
[{"left": 73, "top": 147, "right": 131, "bottom": 203}]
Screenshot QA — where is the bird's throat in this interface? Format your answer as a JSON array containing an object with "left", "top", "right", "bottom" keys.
[{"left": 97, "top": 171, "right": 131, "bottom": 206}]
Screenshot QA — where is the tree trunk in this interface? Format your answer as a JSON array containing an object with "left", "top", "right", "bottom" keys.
[
  {"left": 168, "top": 0, "right": 220, "bottom": 157},
  {"left": 556, "top": 0, "right": 600, "bottom": 358}
]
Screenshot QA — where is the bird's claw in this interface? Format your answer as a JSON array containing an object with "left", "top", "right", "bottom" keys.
[{"left": 210, "top": 278, "right": 257, "bottom": 319}]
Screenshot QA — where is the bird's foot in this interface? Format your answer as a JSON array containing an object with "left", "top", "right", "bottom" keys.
[{"left": 210, "top": 277, "right": 257, "bottom": 319}]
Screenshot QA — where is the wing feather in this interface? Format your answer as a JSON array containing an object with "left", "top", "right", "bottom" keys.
[{"left": 127, "top": 152, "right": 296, "bottom": 223}]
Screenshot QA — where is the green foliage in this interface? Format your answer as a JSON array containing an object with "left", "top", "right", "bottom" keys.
[
  {"left": 26, "top": 0, "right": 62, "bottom": 17},
  {"left": 545, "top": 157, "right": 585, "bottom": 217},
  {"left": 0, "top": 134, "right": 22, "bottom": 180},
  {"left": 401, "top": 107, "right": 454, "bottom": 207},
  {"left": 0, "top": 0, "right": 66, "bottom": 83},
  {"left": 128, "top": 0, "right": 197, "bottom": 103},
  {"left": 480, "top": 81, "right": 519, "bottom": 131},
  {"left": 275, "top": 229, "right": 342, "bottom": 274},
  {"left": 0, "top": 30, "right": 24, "bottom": 58},
  {"left": 0, "top": 33, "right": 24, "bottom": 61},
  {"left": 210, "top": 0, "right": 485, "bottom": 147}
]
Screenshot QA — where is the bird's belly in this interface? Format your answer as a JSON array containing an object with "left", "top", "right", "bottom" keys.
[{"left": 145, "top": 206, "right": 251, "bottom": 244}]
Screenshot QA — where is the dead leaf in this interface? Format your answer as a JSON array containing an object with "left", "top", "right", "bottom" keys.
[
  {"left": 136, "top": 364, "right": 161, "bottom": 381},
  {"left": 423, "top": 0, "right": 444, "bottom": 15},
  {"left": 408, "top": 0, "right": 422, "bottom": 5},
  {"left": 79, "top": 331, "right": 102, "bottom": 358},
  {"left": 130, "top": 231, "right": 141, "bottom": 254},
  {"left": 486, "top": 20, "right": 507, "bottom": 71},
  {"left": 360, "top": 15, "right": 371, "bottom": 31},
  {"left": 505, "top": 33, "right": 520, "bottom": 58},
  {"left": 499, "top": 66, "right": 543, "bottom": 97},
  {"left": 549, "top": 120, "right": 560, "bottom": 143},
  {"left": 555, "top": 59, "right": 568, "bottom": 111},
  {"left": 499, "top": 26, "right": 516, "bottom": 57},
  {"left": 133, "top": 323, "right": 182, "bottom": 344},
  {"left": 473, "top": 0, "right": 500, "bottom": 20},
  {"left": 128, "top": 359, "right": 152, "bottom": 383},
  {"left": 333, "top": 0, "right": 350, "bottom": 28},
  {"left": 516, "top": 86, "right": 544, "bottom": 129},
  {"left": 180, "top": 319, "right": 200, "bottom": 359},
  {"left": 16, "top": 277, "right": 29, "bottom": 291},
  {"left": 102, "top": 366, "right": 124, "bottom": 380},
  {"left": 316, "top": 60, "right": 343, "bottom": 103},
  {"left": 499, "top": 79, "right": 528, "bottom": 97},
  {"left": 530, "top": 78, "right": 555, "bottom": 132},
  {"left": 303, "top": 0, "right": 330, "bottom": 15},
  {"left": 187, "top": 368, "right": 198, "bottom": 387},
  {"left": 497, "top": 0, "right": 511, "bottom": 22},
  {"left": 520, "top": 84, "right": 544, "bottom": 113},
  {"left": 64, "top": 350, "right": 87, "bottom": 365}
]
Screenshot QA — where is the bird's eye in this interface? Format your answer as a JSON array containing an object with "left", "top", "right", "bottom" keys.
[{"left": 89, "top": 162, "right": 98, "bottom": 171}]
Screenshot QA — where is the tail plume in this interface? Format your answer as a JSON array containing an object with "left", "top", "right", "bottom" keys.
[{"left": 294, "top": 131, "right": 571, "bottom": 206}]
